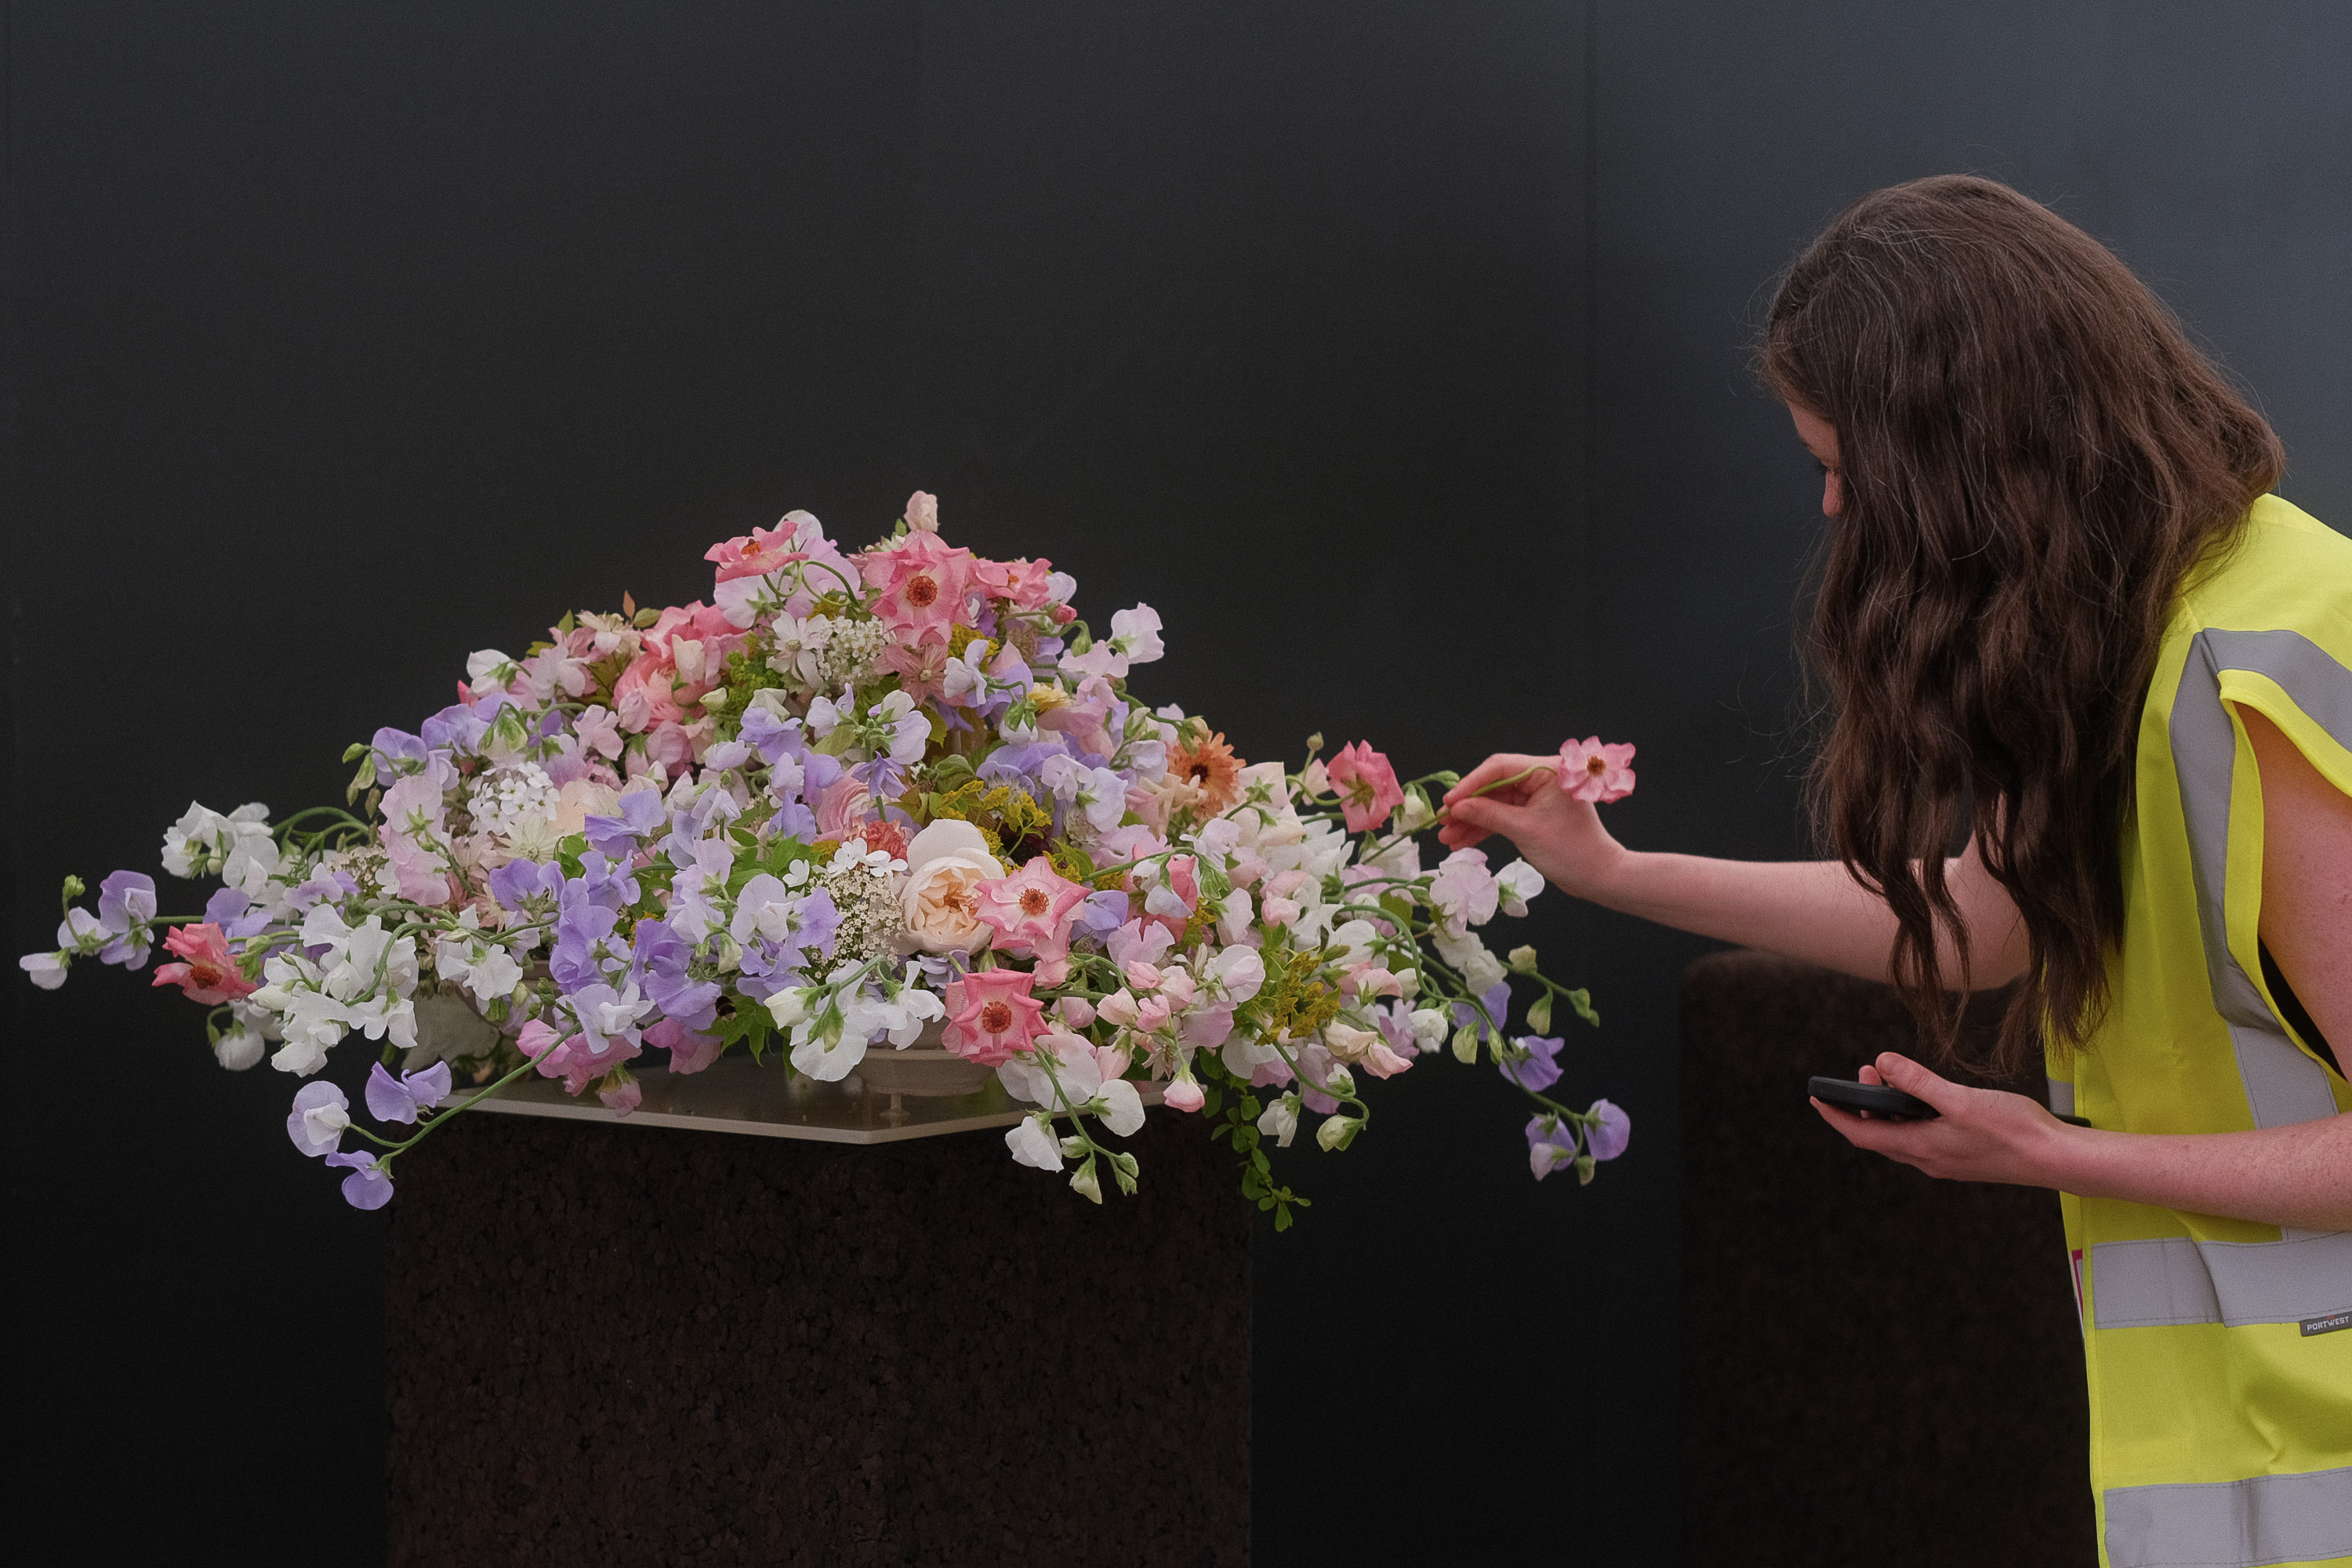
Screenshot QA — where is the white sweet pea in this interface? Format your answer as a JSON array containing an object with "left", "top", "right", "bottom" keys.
[
  {"left": 466, "top": 648, "right": 519, "bottom": 688},
  {"left": 807, "top": 689, "right": 851, "bottom": 738},
  {"left": 1495, "top": 858, "right": 1544, "bottom": 918},
  {"left": 942, "top": 644, "right": 993, "bottom": 704},
  {"left": 18, "top": 953, "right": 65, "bottom": 989},
  {"left": 1409, "top": 1007, "right": 1450, "bottom": 1044},
  {"left": 213, "top": 1024, "right": 267, "bottom": 1071},
  {"left": 1096, "top": 1078, "right": 1146, "bottom": 1137},
  {"left": 1257, "top": 1094, "right": 1300, "bottom": 1149},
  {"left": 789, "top": 1008, "right": 869, "bottom": 1081},
  {"left": 1006, "top": 1115, "right": 1063, "bottom": 1171},
  {"left": 1108, "top": 604, "right": 1164, "bottom": 664},
  {"left": 1205, "top": 945, "right": 1265, "bottom": 1003},
  {"left": 1433, "top": 927, "right": 1508, "bottom": 993},
  {"left": 1214, "top": 888, "right": 1255, "bottom": 946}
]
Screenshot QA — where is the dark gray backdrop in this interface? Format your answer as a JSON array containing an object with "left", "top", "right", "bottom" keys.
[{"left": 8, "top": 3, "right": 2350, "bottom": 1562}]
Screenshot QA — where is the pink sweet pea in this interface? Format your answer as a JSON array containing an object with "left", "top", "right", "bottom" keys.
[
  {"left": 1557, "top": 737, "right": 1636, "bottom": 804},
  {"left": 706, "top": 522, "right": 808, "bottom": 583},
  {"left": 860, "top": 533, "right": 975, "bottom": 640},
  {"left": 943, "top": 969, "right": 1047, "bottom": 1066},
  {"left": 646, "top": 1015, "right": 722, "bottom": 1075},
  {"left": 1325, "top": 742, "right": 1406, "bottom": 834},
  {"left": 151, "top": 922, "right": 256, "bottom": 1004},
  {"left": 972, "top": 857, "right": 1090, "bottom": 958}
]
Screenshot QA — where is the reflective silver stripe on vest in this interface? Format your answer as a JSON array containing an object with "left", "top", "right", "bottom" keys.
[
  {"left": 2090, "top": 632, "right": 2352, "bottom": 1334},
  {"left": 2090, "top": 1232, "right": 2352, "bottom": 1328},
  {"left": 2106, "top": 1462, "right": 2352, "bottom": 1568},
  {"left": 2169, "top": 630, "right": 2343, "bottom": 1128},
  {"left": 2048, "top": 1077, "right": 2075, "bottom": 1117}
]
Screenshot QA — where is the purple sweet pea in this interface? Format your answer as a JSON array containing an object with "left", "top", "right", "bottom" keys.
[
  {"left": 700, "top": 739, "right": 752, "bottom": 772},
  {"left": 550, "top": 900, "right": 625, "bottom": 992},
  {"left": 737, "top": 706, "right": 800, "bottom": 766},
  {"left": 568, "top": 851, "right": 641, "bottom": 911},
  {"left": 1526, "top": 1115, "right": 1578, "bottom": 1181},
  {"left": 285, "top": 867, "right": 361, "bottom": 913},
  {"left": 1452, "top": 981, "right": 1513, "bottom": 1040},
  {"left": 95, "top": 870, "right": 158, "bottom": 968},
  {"left": 419, "top": 703, "right": 488, "bottom": 753},
  {"left": 370, "top": 727, "right": 427, "bottom": 766},
  {"left": 286, "top": 1081, "right": 351, "bottom": 1158},
  {"left": 583, "top": 789, "right": 666, "bottom": 858},
  {"left": 1586, "top": 1098, "right": 1632, "bottom": 1161},
  {"left": 365, "top": 1061, "right": 452, "bottom": 1125},
  {"left": 203, "top": 887, "right": 274, "bottom": 941},
  {"left": 325, "top": 1149, "right": 394, "bottom": 1210},
  {"left": 1075, "top": 890, "right": 1131, "bottom": 941},
  {"left": 488, "top": 857, "right": 564, "bottom": 912},
  {"left": 1497, "top": 1034, "right": 1564, "bottom": 1094},
  {"left": 632, "top": 918, "right": 720, "bottom": 1031}
]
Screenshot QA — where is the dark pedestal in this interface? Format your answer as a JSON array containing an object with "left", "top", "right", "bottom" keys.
[
  {"left": 1682, "top": 950, "right": 2092, "bottom": 1566},
  {"left": 386, "top": 1110, "right": 1250, "bottom": 1567}
]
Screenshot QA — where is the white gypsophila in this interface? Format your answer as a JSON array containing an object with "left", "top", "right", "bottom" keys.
[
  {"left": 466, "top": 761, "right": 558, "bottom": 842},
  {"left": 815, "top": 615, "right": 894, "bottom": 691},
  {"left": 815, "top": 853, "right": 907, "bottom": 963}
]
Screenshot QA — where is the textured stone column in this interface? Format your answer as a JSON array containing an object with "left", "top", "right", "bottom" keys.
[{"left": 386, "top": 1112, "right": 1250, "bottom": 1567}]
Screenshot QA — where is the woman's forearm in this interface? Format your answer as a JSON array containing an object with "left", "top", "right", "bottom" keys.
[
  {"left": 2046, "top": 1116, "right": 2352, "bottom": 1233},
  {"left": 1584, "top": 848, "right": 2027, "bottom": 990}
]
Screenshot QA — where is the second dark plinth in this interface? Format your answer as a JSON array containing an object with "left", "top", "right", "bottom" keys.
[{"left": 386, "top": 1109, "right": 1250, "bottom": 1567}]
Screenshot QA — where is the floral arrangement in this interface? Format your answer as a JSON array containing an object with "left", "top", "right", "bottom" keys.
[{"left": 20, "top": 494, "right": 1635, "bottom": 1224}]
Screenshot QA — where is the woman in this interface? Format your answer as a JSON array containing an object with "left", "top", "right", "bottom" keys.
[{"left": 1440, "top": 176, "right": 2352, "bottom": 1567}]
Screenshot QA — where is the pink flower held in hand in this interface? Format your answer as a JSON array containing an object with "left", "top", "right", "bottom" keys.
[
  {"left": 705, "top": 523, "right": 808, "bottom": 583},
  {"left": 971, "top": 856, "right": 1089, "bottom": 958},
  {"left": 943, "top": 969, "right": 1047, "bottom": 1066},
  {"left": 1326, "top": 742, "right": 1406, "bottom": 834},
  {"left": 1557, "top": 737, "right": 1636, "bottom": 803},
  {"left": 151, "top": 923, "right": 255, "bottom": 1004}
]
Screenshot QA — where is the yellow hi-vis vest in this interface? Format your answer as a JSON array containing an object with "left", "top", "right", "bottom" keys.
[{"left": 2056, "top": 495, "right": 2352, "bottom": 1567}]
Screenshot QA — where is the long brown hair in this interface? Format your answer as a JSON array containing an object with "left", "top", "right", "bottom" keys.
[{"left": 1763, "top": 175, "right": 2283, "bottom": 1075}]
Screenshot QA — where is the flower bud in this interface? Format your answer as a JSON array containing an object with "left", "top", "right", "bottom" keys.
[
  {"left": 1315, "top": 1114, "right": 1361, "bottom": 1152},
  {"left": 1508, "top": 945, "right": 1538, "bottom": 972},
  {"left": 1069, "top": 1158, "right": 1104, "bottom": 1204}
]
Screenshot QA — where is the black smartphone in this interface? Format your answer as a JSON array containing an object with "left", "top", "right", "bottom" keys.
[{"left": 1808, "top": 1076, "right": 1939, "bottom": 1121}]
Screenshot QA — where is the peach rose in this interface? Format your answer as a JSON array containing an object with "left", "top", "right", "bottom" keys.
[{"left": 900, "top": 818, "right": 1005, "bottom": 954}]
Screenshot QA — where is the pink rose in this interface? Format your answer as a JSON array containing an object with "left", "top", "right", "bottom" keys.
[
  {"left": 942, "top": 968, "right": 1046, "bottom": 1066},
  {"left": 971, "top": 855, "right": 1090, "bottom": 958},
  {"left": 859, "top": 533, "right": 974, "bottom": 640},
  {"left": 1557, "top": 737, "right": 1635, "bottom": 804},
  {"left": 814, "top": 775, "right": 875, "bottom": 840}
]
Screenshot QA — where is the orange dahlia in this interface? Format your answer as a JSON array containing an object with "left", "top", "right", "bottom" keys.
[{"left": 1171, "top": 729, "right": 1243, "bottom": 815}]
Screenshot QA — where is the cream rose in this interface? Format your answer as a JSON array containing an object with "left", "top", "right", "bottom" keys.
[
  {"left": 550, "top": 779, "right": 620, "bottom": 840},
  {"left": 900, "top": 818, "right": 1005, "bottom": 954}
]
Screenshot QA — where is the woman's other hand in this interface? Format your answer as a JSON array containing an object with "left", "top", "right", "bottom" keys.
[
  {"left": 1439, "top": 752, "right": 1628, "bottom": 899},
  {"left": 1810, "top": 1052, "right": 2075, "bottom": 1186}
]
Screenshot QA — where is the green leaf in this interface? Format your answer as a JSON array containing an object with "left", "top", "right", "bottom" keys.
[{"left": 1274, "top": 1204, "right": 1294, "bottom": 1232}]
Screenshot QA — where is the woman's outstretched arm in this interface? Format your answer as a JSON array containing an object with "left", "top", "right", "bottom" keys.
[{"left": 1438, "top": 752, "right": 2029, "bottom": 990}]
